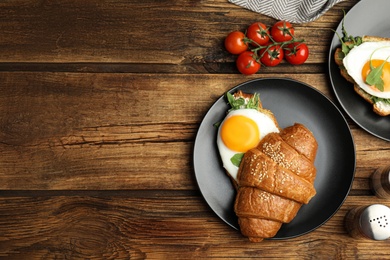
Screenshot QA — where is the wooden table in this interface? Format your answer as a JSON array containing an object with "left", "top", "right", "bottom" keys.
[{"left": 1, "top": 0, "right": 390, "bottom": 258}]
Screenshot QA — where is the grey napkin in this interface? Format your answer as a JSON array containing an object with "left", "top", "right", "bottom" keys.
[{"left": 228, "top": 0, "right": 345, "bottom": 23}]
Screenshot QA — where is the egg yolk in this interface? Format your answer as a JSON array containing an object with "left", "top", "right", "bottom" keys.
[
  {"left": 221, "top": 115, "right": 260, "bottom": 152},
  {"left": 362, "top": 59, "right": 390, "bottom": 92}
]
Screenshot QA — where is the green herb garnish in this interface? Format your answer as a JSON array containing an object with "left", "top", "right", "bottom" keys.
[
  {"left": 365, "top": 47, "right": 390, "bottom": 92},
  {"left": 372, "top": 96, "right": 390, "bottom": 105},
  {"left": 333, "top": 10, "right": 363, "bottom": 58},
  {"left": 214, "top": 92, "right": 261, "bottom": 128},
  {"left": 366, "top": 60, "right": 387, "bottom": 92},
  {"left": 230, "top": 153, "right": 244, "bottom": 167},
  {"left": 227, "top": 92, "right": 245, "bottom": 110},
  {"left": 226, "top": 92, "right": 260, "bottom": 111},
  {"left": 213, "top": 121, "right": 221, "bottom": 128}
]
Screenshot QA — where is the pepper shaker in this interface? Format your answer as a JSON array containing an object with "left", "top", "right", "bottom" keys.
[
  {"left": 370, "top": 165, "right": 390, "bottom": 199},
  {"left": 345, "top": 204, "right": 390, "bottom": 240}
]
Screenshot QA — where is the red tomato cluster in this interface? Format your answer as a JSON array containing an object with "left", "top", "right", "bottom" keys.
[{"left": 224, "top": 21, "right": 309, "bottom": 75}]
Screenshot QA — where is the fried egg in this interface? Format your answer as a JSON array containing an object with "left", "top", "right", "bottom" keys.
[
  {"left": 343, "top": 41, "right": 390, "bottom": 99},
  {"left": 217, "top": 108, "right": 279, "bottom": 182}
]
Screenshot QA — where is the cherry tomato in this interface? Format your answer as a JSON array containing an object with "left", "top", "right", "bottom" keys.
[
  {"left": 284, "top": 42, "right": 309, "bottom": 65},
  {"left": 236, "top": 51, "right": 260, "bottom": 75},
  {"left": 260, "top": 45, "right": 284, "bottom": 67},
  {"left": 271, "top": 21, "right": 294, "bottom": 42},
  {"left": 246, "top": 22, "right": 270, "bottom": 46},
  {"left": 225, "top": 31, "right": 248, "bottom": 55}
]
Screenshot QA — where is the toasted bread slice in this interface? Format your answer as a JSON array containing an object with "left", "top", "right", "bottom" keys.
[
  {"left": 362, "top": 35, "right": 390, "bottom": 42},
  {"left": 335, "top": 35, "right": 390, "bottom": 116}
]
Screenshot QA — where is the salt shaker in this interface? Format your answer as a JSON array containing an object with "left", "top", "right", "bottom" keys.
[
  {"left": 345, "top": 204, "right": 390, "bottom": 240},
  {"left": 370, "top": 165, "right": 390, "bottom": 199}
]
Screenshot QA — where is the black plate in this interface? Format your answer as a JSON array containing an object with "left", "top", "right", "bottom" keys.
[
  {"left": 328, "top": 0, "right": 390, "bottom": 141},
  {"left": 193, "top": 78, "right": 355, "bottom": 239}
]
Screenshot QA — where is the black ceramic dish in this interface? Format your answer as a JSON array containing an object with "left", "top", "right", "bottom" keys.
[
  {"left": 193, "top": 78, "right": 356, "bottom": 239},
  {"left": 328, "top": 0, "right": 390, "bottom": 141}
]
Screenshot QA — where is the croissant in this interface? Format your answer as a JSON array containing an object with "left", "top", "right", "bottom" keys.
[
  {"left": 279, "top": 123, "right": 318, "bottom": 162},
  {"left": 258, "top": 132, "right": 316, "bottom": 183},
  {"left": 238, "top": 149, "right": 316, "bottom": 204},
  {"left": 234, "top": 123, "right": 318, "bottom": 242}
]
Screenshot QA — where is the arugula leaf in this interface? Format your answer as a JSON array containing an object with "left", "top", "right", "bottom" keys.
[
  {"left": 227, "top": 92, "right": 235, "bottom": 107},
  {"left": 366, "top": 59, "right": 387, "bottom": 92},
  {"left": 226, "top": 92, "right": 261, "bottom": 111},
  {"left": 213, "top": 121, "right": 221, "bottom": 128},
  {"left": 227, "top": 92, "right": 245, "bottom": 110},
  {"left": 354, "top": 37, "right": 363, "bottom": 46},
  {"left": 247, "top": 93, "right": 260, "bottom": 109},
  {"left": 372, "top": 96, "right": 390, "bottom": 105},
  {"left": 214, "top": 92, "right": 262, "bottom": 128},
  {"left": 365, "top": 46, "right": 390, "bottom": 92},
  {"left": 341, "top": 10, "right": 349, "bottom": 43},
  {"left": 333, "top": 30, "right": 362, "bottom": 57},
  {"left": 230, "top": 153, "right": 244, "bottom": 167},
  {"left": 357, "top": 85, "right": 390, "bottom": 104},
  {"left": 333, "top": 10, "right": 363, "bottom": 57}
]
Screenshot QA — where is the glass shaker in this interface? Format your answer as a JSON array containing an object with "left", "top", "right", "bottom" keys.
[
  {"left": 345, "top": 204, "right": 390, "bottom": 240},
  {"left": 370, "top": 165, "right": 390, "bottom": 199}
]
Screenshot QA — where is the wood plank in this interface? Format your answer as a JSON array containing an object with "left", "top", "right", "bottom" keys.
[
  {"left": 0, "top": 193, "right": 389, "bottom": 259},
  {"left": 2, "top": 0, "right": 388, "bottom": 258},
  {"left": 0, "top": 0, "right": 358, "bottom": 64},
  {"left": 1, "top": 72, "right": 389, "bottom": 190}
]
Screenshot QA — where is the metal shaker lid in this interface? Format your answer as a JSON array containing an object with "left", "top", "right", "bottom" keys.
[{"left": 360, "top": 204, "right": 390, "bottom": 240}]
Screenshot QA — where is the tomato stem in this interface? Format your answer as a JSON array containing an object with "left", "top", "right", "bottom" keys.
[{"left": 243, "top": 32, "right": 305, "bottom": 64}]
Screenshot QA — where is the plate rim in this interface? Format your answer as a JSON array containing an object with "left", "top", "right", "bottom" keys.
[{"left": 193, "top": 77, "right": 356, "bottom": 240}]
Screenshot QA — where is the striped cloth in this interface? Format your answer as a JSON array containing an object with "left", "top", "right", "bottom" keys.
[{"left": 228, "top": 0, "right": 345, "bottom": 23}]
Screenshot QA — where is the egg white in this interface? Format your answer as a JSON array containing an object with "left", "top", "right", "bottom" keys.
[
  {"left": 343, "top": 41, "right": 390, "bottom": 99},
  {"left": 217, "top": 108, "right": 279, "bottom": 183}
]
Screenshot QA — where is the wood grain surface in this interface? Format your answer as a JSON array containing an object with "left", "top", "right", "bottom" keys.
[{"left": 1, "top": 0, "right": 390, "bottom": 259}]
